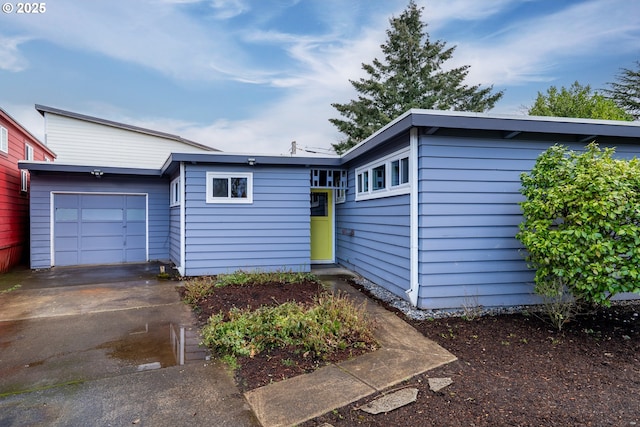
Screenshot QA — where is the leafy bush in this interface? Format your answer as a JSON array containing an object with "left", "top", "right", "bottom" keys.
[
  {"left": 517, "top": 143, "right": 640, "bottom": 312},
  {"left": 200, "top": 292, "right": 377, "bottom": 359}
]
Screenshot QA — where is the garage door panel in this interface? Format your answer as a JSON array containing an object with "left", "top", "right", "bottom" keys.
[
  {"left": 56, "top": 251, "right": 79, "bottom": 266},
  {"left": 55, "top": 194, "right": 79, "bottom": 208},
  {"left": 81, "top": 236, "right": 124, "bottom": 250},
  {"left": 126, "top": 196, "right": 146, "bottom": 209},
  {"left": 55, "top": 237, "right": 78, "bottom": 251},
  {"left": 81, "top": 222, "right": 125, "bottom": 237},
  {"left": 82, "top": 195, "right": 123, "bottom": 208},
  {"left": 54, "top": 194, "right": 147, "bottom": 266},
  {"left": 125, "top": 248, "right": 147, "bottom": 262},
  {"left": 80, "top": 249, "right": 125, "bottom": 265},
  {"left": 54, "top": 223, "right": 78, "bottom": 237}
]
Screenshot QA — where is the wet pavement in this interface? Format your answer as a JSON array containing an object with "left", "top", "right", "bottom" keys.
[{"left": 0, "top": 263, "right": 258, "bottom": 426}]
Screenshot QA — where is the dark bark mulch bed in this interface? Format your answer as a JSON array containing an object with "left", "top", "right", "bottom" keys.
[
  {"left": 183, "top": 279, "right": 372, "bottom": 391},
  {"left": 182, "top": 279, "right": 639, "bottom": 426},
  {"left": 305, "top": 283, "right": 640, "bottom": 427}
]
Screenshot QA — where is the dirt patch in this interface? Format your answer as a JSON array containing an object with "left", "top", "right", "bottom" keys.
[
  {"left": 181, "top": 278, "right": 639, "bottom": 426},
  {"left": 181, "top": 279, "right": 372, "bottom": 391},
  {"left": 304, "top": 284, "right": 640, "bottom": 427}
]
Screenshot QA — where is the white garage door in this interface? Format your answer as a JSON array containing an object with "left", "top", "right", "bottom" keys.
[{"left": 53, "top": 194, "right": 147, "bottom": 266}]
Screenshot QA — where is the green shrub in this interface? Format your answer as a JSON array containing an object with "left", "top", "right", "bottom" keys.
[
  {"left": 200, "top": 292, "right": 376, "bottom": 359},
  {"left": 517, "top": 143, "right": 640, "bottom": 312}
]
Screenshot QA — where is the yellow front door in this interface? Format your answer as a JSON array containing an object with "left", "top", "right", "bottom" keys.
[{"left": 310, "top": 189, "right": 333, "bottom": 262}]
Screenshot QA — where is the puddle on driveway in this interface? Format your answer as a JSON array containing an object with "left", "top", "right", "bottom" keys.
[{"left": 97, "top": 322, "right": 177, "bottom": 368}]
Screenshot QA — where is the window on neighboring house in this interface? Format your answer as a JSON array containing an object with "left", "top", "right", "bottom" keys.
[
  {"left": 20, "top": 170, "right": 28, "bottom": 192},
  {"left": 0, "top": 126, "right": 7, "bottom": 154},
  {"left": 25, "top": 143, "right": 34, "bottom": 161},
  {"left": 45, "top": 156, "right": 51, "bottom": 162},
  {"left": 355, "top": 148, "right": 411, "bottom": 201},
  {"left": 206, "top": 172, "right": 253, "bottom": 204},
  {"left": 170, "top": 177, "right": 180, "bottom": 207}
]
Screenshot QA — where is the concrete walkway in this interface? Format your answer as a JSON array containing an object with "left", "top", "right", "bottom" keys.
[{"left": 244, "top": 267, "right": 457, "bottom": 427}]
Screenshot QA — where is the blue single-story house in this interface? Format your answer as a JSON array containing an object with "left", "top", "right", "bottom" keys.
[{"left": 20, "top": 109, "right": 640, "bottom": 310}]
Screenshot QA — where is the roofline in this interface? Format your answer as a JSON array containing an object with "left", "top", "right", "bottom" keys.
[
  {"left": 160, "top": 152, "right": 342, "bottom": 174},
  {"left": 35, "top": 104, "right": 219, "bottom": 152},
  {"left": 0, "top": 106, "right": 56, "bottom": 158},
  {"left": 19, "top": 161, "right": 161, "bottom": 176},
  {"left": 341, "top": 109, "right": 640, "bottom": 163}
]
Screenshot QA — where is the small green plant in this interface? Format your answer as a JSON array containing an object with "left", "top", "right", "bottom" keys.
[
  {"left": 214, "top": 269, "right": 320, "bottom": 288},
  {"left": 200, "top": 292, "right": 376, "bottom": 360},
  {"left": 0, "top": 284, "right": 21, "bottom": 294},
  {"left": 181, "top": 277, "right": 216, "bottom": 305},
  {"left": 461, "top": 293, "right": 482, "bottom": 321},
  {"left": 281, "top": 358, "right": 296, "bottom": 367}
]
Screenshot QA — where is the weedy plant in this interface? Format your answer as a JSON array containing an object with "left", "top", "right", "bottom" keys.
[
  {"left": 0, "top": 284, "right": 21, "bottom": 294},
  {"left": 200, "top": 292, "right": 377, "bottom": 362},
  {"left": 181, "top": 276, "right": 216, "bottom": 305},
  {"left": 214, "top": 269, "right": 320, "bottom": 288}
]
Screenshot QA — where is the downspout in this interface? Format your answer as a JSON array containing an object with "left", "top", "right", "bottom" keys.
[
  {"left": 178, "top": 161, "right": 186, "bottom": 276},
  {"left": 406, "top": 127, "right": 419, "bottom": 307}
]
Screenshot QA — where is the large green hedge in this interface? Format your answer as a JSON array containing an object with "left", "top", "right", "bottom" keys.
[{"left": 517, "top": 143, "right": 640, "bottom": 306}]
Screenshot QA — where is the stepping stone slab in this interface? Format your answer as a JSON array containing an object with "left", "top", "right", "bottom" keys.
[
  {"left": 428, "top": 377, "right": 453, "bottom": 392},
  {"left": 359, "top": 388, "right": 419, "bottom": 414}
]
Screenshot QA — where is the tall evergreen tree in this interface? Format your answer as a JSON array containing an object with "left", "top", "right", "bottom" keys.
[
  {"left": 528, "top": 81, "right": 633, "bottom": 121},
  {"left": 329, "top": 1, "right": 503, "bottom": 154},
  {"left": 604, "top": 61, "right": 640, "bottom": 120}
]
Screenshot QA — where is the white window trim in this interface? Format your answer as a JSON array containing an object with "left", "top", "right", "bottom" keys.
[
  {"left": 0, "top": 126, "right": 8, "bottom": 153},
  {"left": 355, "top": 148, "right": 410, "bottom": 201},
  {"left": 170, "top": 177, "right": 180, "bottom": 207},
  {"left": 20, "top": 170, "right": 28, "bottom": 192},
  {"left": 25, "top": 143, "right": 34, "bottom": 160},
  {"left": 206, "top": 172, "right": 253, "bottom": 204}
]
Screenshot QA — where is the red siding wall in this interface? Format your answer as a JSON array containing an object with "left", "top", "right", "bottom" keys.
[{"left": 0, "top": 109, "right": 55, "bottom": 272}]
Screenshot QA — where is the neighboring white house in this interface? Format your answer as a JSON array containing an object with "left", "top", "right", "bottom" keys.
[{"left": 36, "top": 105, "right": 217, "bottom": 169}]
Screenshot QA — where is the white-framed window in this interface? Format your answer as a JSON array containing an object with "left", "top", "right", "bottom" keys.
[
  {"left": 355, "top": 148, "right": 410, "bottom": 201},
  {"left": 206, "top": 172, "right": 253, "bottom": 204},
  {"left": 335, "top": 188, "right": 346, "bottom": 204},
  {"left": 45, "top": 156, "right": 51, "bottom": 162},
  {"left": 20, "top": 170, "right": 28, "bottom": 192},
  {"left": 0, "top": 126, "right": 8, "bottom": 154},
  {"left": 170, "top": 177, "right": 180, "bottom": 207},
  {"left": 25, "top": 143, "right": 34, "bottom": 160}
]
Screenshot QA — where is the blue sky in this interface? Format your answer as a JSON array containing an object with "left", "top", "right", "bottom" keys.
[{"left": 1, "top": 0, "right": 638, "bottom": 155}]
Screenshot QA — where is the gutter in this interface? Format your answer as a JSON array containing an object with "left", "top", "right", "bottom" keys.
[{"left": 406, "top": 127, "right": 419, "bottom": 307}]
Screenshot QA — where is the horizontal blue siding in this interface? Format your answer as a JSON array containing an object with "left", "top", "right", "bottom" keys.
[
  {"left": 170, "top": 206, "right": 180, "bottom": 267},
  {"left": 337, "top": 138, "right": 411, "bottom": 300},
  {"left": 416, "top": 137, "right": 535, "bottom": 309},
  {"left": 29, "top": 174, "right": 170, "bottom": 268},
  {"left": 183, "top": 165, "right": 310, "bottom": 275},
  {"left": 416, "top": 136, "right": 640, "bottom": 310}
]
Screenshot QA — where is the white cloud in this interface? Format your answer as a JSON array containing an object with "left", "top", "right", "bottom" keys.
[
  {"left": 210, "top": 0, "right": 250, "bottom": 19},
  {"left": 4, "top": 0, "right": 639, "bottom": 157},
  {"left": 0, "top": 36, "right": 31, "bottom": 71},
  {"left": 444, "top": 0, "right": 640, "bottom": 87},
  {"left": 421, "top": 0, "right": 517, "bottom": 30}
]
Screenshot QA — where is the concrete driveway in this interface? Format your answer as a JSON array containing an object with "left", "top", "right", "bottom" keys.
[{"left": 0, "top": 263, "right": 258, "bottom": 427}]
